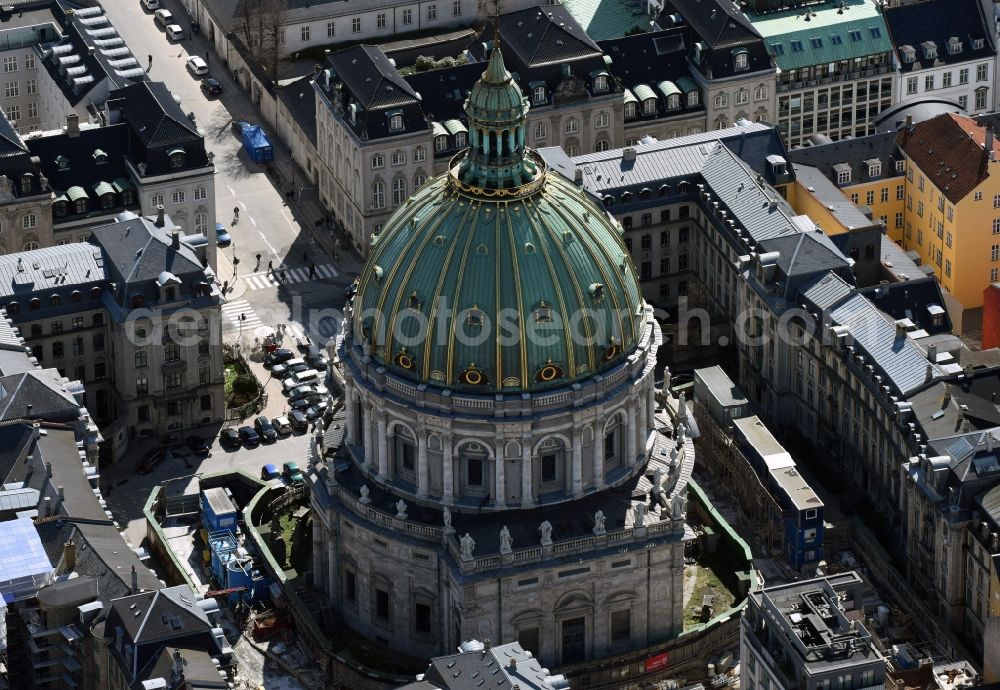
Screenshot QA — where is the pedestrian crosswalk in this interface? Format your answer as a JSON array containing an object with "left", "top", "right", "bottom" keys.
[
  {"left": 242, "top": 263, "right": 338, "bottom": 291},
  {"left": 221, "top": 299, "right": 262, "bottom": 331}
]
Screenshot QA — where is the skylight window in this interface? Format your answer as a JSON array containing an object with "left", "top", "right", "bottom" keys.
[
  {"left": 849, "top": 30, "right": 862, "bottom": 42},
  {"left": 810, "top": 37, "right": 823, "bottom": 49},
  {"left": 771, "top": 43, "right": 784, "bottom": 55},
  {"left": 870, "top": 27, "right": 881, "bottom": 39},
  {"left": 830, "top": 34, "right": 843, "bottom": 45},
  {"left": 790, "top": 40, "right": 803, "bottom": 52}
]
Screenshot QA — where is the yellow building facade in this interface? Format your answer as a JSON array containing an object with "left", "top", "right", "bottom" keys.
[{"left": 898, "top": 113, "right": 1000, "bottom": 311}]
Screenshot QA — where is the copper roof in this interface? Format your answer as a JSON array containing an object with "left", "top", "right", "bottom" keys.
[{"left": 897, "top": 113, "right": 997, "bottom": 204}]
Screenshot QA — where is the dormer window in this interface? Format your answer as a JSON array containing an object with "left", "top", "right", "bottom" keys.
[
  {"left": 388, "top": 112, "right": 404, "bottom": 132},
  {"left": 53, "top": 198, "right": 67, "bottom": 218},
  {"left": 19, "top": 173, "right": 32, "bottom": 194},
  {"left": 974, "top": 38, "right": 985, "bottom": 50},
  {"left": 534, "top": 301, "right": 552, "bottom": 323},
  {"left": 625, "top": 101, "right": 636, "bottom": 118},
  {"left": 532, "top": 84, "right": 546, "bottom": 104},
  {"left": 434, "top": 135, "right": 448, "bottom": 152},
  {"left": 645, "top": 97, "right": 658, "bottom": 115},
  {"left": 167, "top": 148, "right": 185, "bottom": 169},
  {"left": 895, "top": 159, "right": 905, "bottom": 173},
  {"left": 900, "top": 45, "right": 916, "bottom": 63},
  {"left": 664, "top": 95, "right": 678, "bottom": 111},
  {"left": 686, "top": 91, "right": 699, "bottom": 107},
  {"left": 733, "top": 49, "right": 748, "bottom": 71},
  {"left": 465, "top": 305, "right": 484, "bottom": 326},
  {"left": 921, "top": 41, "right": 937, "bottom": 61},
  {"left": 92, "top": 149, "right": 108, "bottom": 164},
  {"left": 55, "top": 155, "right": 69, "bottom": 170},
  {"left": 948, "top": 37, "right": 962, "bottom": 55},
  {"left": 867, "top": 160, "right": 882, "bottom": 178},
  {"left": 593, "top": 74, "right": 608, "bottom": 92},
  {"left": 835, "top": 165, "right": 851, "bottom": 185},
  {"left": 455, "top": 132, "right": 466, "bottom": 148}
]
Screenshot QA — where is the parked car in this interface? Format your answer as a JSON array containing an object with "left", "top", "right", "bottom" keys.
[
  {"left": 294, "top": 335, "right": 311, "bottom": 352},
  {"left": 137, "top": 449, "right": 167, "bottom": 474},
  {"left": 238, "top": 426, "right": 259, "bottom": 448},
  {"left": 304, "top": 401, "right": 329, "bottom": 420},
  {"left": 288, "top": 384, "right": 327, "bottom": 401},
  {"left": 185, "top": 435, "right": 212, "bottom": 455},
  {"left": 290, "top": 394, "right": 325, "bottom": 411},
  {"left": 264, "top": 348, "right": 294, "bottom": 367},
  {"left": 186, "top": 56, "right": 208, "bottom": 76},
  {"left": 282, "top": 462, "right": 304, "bottom": 483},
  {"left": 307, "top": 344, "right": 329, "bottom": 369},
  {"left": 165, "top": 24, "right": 185, "bottom": 41},
  {"left": 271, "top": 357, "right": 306, "bottom": 379},
  {"left": 288, "top": 409, "right": 308, "bottom": 431},
  {"left": 140, "top": 0, "right": 159, "bottom": 10},
  {"left": 153, "top": 8, "right": 173, "bottom": 26},
  {"left": 220, "top": 427, "right": 241, "bottom": 449},
  {"left": 272, "top": 415, "right": 292, "bottom": 435},
  {"left": 254, "top": 415, "right": 278, "bottom": 442},
  {"left": 201, "top": 78, "right": 223, "bottom": 97},
  {"left": 215, "top": 223, "right": 231, "bottom": 248},
  {"left": 260, "top": 463, "right": 280, "bottom": 481},
  {"left": 282, "top": 369, "right": 321, "bottom": 391}
]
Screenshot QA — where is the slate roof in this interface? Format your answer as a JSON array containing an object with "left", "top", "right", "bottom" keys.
[
  {"left": 749, "top": 0, "right": 892, "bottom": 71},
  {"left": 277, "top": 76, "right": 317, "bottom": 146},
  {"left": 0, "top": 369, "right": 83, "bottom": 423},
  {"left": 759, "top": 229, "right": 852, "bottom": 279},
  {"left": 40, "top": 4, "right": 146, "bottom": 106},
  {"left": 791, "top": 164, "right": 879, "bottom": 231},
  {"left": 896, "top": 112, "right": 995, "bottom": 204},
  {"left": 327, "top": 45, "right": 420, "bottom": 112},
  {"left": 111, "top": 585, "right": 211, "bottom": 644},
  {"left": 599, "top": 29, "right": 702, "bottom": 119},
  {"left": 483, "top": 5, "right": 604, "bottom": 68},
  {"left": 884, "top": 0, "right": 994, "bottom": 75},
  {"left": 664, "top": 0, "right": 760, "bottom": 49},
  {"left": 106, "top": 81, "right": 208, "bottom": 175},
  {"left": 829, "top": 290, "right": 943, "bottom": 395},
  {"left": 403, "top": 62, "right": 483, "bottom": 124},
  {"left": 419, "top": 642, "right": 564, "bottom": 690},
  {"left": 0, "top": 424, "right": 35, "bottom": 486},
  {"left": 0, "top": 110, "right": 47, "bottom": 196},
  {"left": 0, "top": 243, "right": 105, "bottom": 300},
  {"left": 26, "top": 123, "right": 134, "bottom": 217},
  {"left": 861, "top": 276, "right": 952, "bottom": 335},
  {"left": 787, "top": 131, "right": 904, "bottom": 185},
  {"left": 71, "top": 522, "right": 161, "bottom": 601},
  {"left": 92, "top": 214, "right": 205, "bottom": 288}
]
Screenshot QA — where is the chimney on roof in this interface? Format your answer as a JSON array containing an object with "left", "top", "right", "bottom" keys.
[
  {"left": 131, "top": 564, "right": 138, "bottom": 594},
  {"left": 45, "top": 462, "right": 52, "bottom": 478},
  {"left": 66, "top": 113, "right": 79, "bottom": 138},
  {"left": 926, "top": 363, "right": 934, "bottom": 382},
  {"left": 57, "top": 485, "right": 64, "bottom": 503},
  {"left": 155, "top": 204, "right": 165, "bottom": 228},
  {"left": 928, "top": 343, "right": 937, "bottom": 362},
  {"left": 171, "top": 229, "right": 180, "bottom": 250},
  {"left": 987, "top": 124, "right": 995, "bottom": 161},
  {"left": 905, "top": 113, "right": 913, "bottom": 127},
  {"left": 573, "top": 167, "right": 583, "bottom": 185},
  {"left": 62, "top": 540, "right": 76, "bottom": 573},
  {"left": 510, "top": 657, "right": 517, "bottom": 671}
]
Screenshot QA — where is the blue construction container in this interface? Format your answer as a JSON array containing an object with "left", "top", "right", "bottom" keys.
[
  {"left": 201, "top": 487, "right": 237, "bottom": 533},
  {"left": 239, "top": 123, "right": 273, "bottom": 163}
]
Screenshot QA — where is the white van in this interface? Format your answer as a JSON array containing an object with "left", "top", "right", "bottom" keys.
[{"left": 282, "top": 369, "right": 321, "bottom": 391}]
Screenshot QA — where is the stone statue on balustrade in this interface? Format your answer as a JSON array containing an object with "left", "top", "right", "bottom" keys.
[
  {"left": 460, "top": 532, "right": 476, "bottom": 561},
  {"left": 634, "top": 502, "right": 648, "bottom": 528},
  {"left": 539, "top": 520, "right": 553, "bottom": 546},
  {"left": 396, "top": 499, "right": 408, "bottom": 519},
  {"left": 359, "top": 485, "right": 371, "bottom": 504},
  {"left": 671, "top": 491, "right": 688, "bottom": 521},
  {"left": 651, "top": 467, "right": 664, "bottom": 499},
  {"left": 443, "top": 506, "right": 452, "bottom": 529},
  {"left": 593, "top": 510, "right": 606, "bottom": 535},
  {"left": 675, "top": 421, "right": 687, "bottom": 446},
  {"left": 499, "top": 525, "right": 513, "bottom": 554}
]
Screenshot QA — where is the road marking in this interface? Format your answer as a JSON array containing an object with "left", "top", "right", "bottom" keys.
[
  {"left": 241, "top": 264, "right": 339, "bottom": 290},
  {"left": 226, "top": 184, "right": 236, "bottom": 196},
  {"left": 249, "top": 217, "right": 257, "bottom": 228},
  {"left": 281, "top": 207, "right": 297, "bottom": 231},
  {"left": 238, "top": 201, "right": 247, "bottom": 211},
  {"left": 257, "top": 230, "right": 280, "bottom": 259},
  {"left": 221, "top": 299, "right": 262, "bottom": 329}
]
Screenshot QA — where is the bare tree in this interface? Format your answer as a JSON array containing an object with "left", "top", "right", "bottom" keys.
[{"left": 236, "top": 0, "right": 287, "bottom": 79}]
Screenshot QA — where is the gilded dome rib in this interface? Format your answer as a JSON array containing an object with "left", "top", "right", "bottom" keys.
[
  {"left": 443, "top": 201, "right": 482, "bottom": 386},
  {"left": 502, "top": 203, "right": 529, "bottom": 388}
]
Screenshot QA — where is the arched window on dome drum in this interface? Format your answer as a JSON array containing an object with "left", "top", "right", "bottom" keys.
[
  {"left": 461, "top": 444, "right": 489, "bottom": 496},
  {"left": 537, "top": 437, "right": 566, "bottom": 494},
  {"left": 604, "top": 419, "right": 623, "bottom": 471},
  {"left": 393, "top": 427, "right": 416, "bottom": 481}
]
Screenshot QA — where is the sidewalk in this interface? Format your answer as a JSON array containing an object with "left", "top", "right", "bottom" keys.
[{"left": 215, "top": 249, "right": 249, "bottom": 301}]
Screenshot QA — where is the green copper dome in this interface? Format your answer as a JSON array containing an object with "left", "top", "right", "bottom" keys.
[{"left": 352, "top": 46, "right": 644, "bottom": 393}]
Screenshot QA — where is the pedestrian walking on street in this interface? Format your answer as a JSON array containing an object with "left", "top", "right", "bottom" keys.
[
  {"left": 233, "top": 206, "right": 239, "bottom": 220},
  {"left": 267, "top": 260, "right": 273, "bottom": 273},
  {"left": 279, "top": 270, "right": 286, "bottom": 283},
  {"left": 309, "top": 263, "right": 316, "bottom": 279},
  {"left": 147, "top": 54, "right": 153, "bottom": 71},
  {"left": 255, "top": 253, "right": 261, "bottom": 270},
  {"left": 205, "top": 50, "right": 209, "bottom": 65}
]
